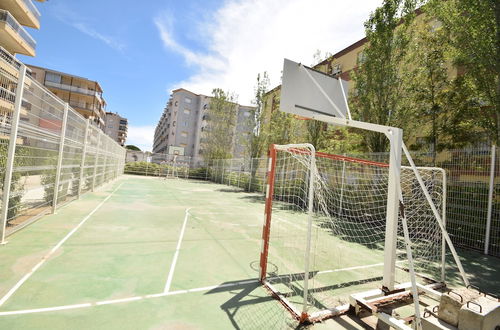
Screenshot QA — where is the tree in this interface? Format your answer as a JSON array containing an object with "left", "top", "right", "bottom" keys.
[
  {"left": 402, "top": 15, "right": 450, "bottom": 154},
  {"left": 351, "top": 0, "right": 418, "bottom": 152},
  {"left": 428, "top": 0, "right": 499, "bottom": 145},
  {"left": 125, "top": 145, "right": 141, "bottom": 151},
  {"left": 247, "top": 72, "right": 270, "bottom": 158},
  {"left": 201, "top": 88, "right": 238, "bottom": 162}
]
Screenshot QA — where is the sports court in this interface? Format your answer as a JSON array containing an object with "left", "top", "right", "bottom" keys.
[{"left": 0, "top": 175, "right": 498, "bottom": 329}]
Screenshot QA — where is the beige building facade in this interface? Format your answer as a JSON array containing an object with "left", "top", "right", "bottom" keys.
[
  {"left": 104, "top": 112, "right": 128, "bottom": 146},
  {"left": 0, "top": 0, "right": 43, "bottom": 57},
  {"left": 27, "top": 65, "right": 107, "bottom": 130},
  {"left": 153, "top": 88, "right": 255, "bottom": 159}
]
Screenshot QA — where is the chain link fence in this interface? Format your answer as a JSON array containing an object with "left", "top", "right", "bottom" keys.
[
  {"left": 0, "top": 50, "right": 126, "bottom": 241},
  {"left": 127, "top": 147, "right": 499, "bottom": 257}
]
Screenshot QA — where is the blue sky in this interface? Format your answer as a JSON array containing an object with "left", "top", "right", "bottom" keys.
[{"left": 19, "top": 0, "right": 382, "bottom": 151}]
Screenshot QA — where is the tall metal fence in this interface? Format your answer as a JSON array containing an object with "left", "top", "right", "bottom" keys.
[
  {"left": 0, "top": 52, "right": 126, "bottom": 242},
  {"left": 126, "top": 147, "right": 499, "bottom": 257}
]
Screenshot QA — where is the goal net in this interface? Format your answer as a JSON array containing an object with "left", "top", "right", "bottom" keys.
[{"left": 259, "top": 144, "right": 447, "bottom": 322}]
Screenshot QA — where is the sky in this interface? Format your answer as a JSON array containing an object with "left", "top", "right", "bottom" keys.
[{"left": 20, "top": 0, "right": 383, "bottom": 151}]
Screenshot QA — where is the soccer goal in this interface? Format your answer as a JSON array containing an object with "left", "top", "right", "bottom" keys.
[{"left": 259, "top": 143, "right": 468, "bottom": 324}]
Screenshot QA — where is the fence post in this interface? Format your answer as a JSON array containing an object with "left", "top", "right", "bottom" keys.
[
  {"left": 77, "top": 119, "right": 90, "bottom": 199},
  {"left": 484, "top": 145, "right": 497, "bottom": 255},
  {"left": 248, "top": 158, "right": 253, "bottom": 192},
  {"left": 0, "top": 64, "right": 27, "bottom": 244},
  {"left": 102, "top": 139, "right": 108, "bottom": 183},
  {"left": 52, "top": 103, "right": 69, "bottom": 214},
  {"left": 92, "top": 131, "right": 101, "bottom": 192}
]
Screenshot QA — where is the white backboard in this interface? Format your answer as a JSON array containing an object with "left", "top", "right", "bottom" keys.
[
  {"left": 280, "top": 58, "right": 349, "bottom": 119},
  {"left": 168, "top": 146, "right": 185, "bottom": 156}
]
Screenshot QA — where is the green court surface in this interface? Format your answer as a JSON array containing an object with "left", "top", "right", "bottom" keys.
[{"left": 0, "top": 175, "right": 498, "bottom": 329}]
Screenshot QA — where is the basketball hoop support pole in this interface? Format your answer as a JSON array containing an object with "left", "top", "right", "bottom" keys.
[{"left": 298, "top": 113, "right": 402, "bottom": 291}]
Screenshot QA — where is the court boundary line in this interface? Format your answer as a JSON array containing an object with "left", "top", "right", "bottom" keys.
[
  {"left": 0, "top": 279, "right": 259, "bottom": 316},
  {"left": 0, "top": 262, "right": 394, "bottom": 317},
  {"left": 163, "top": 207, "right": 191, "bottom": 293},
  {"left": 0, "top": 183, "right": 124, "bottom": 307}
]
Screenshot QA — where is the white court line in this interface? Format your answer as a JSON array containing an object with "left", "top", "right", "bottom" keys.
[
  {"left": 163, "top": 207, "right": 191, "bottom": 293},
  {"left": 317, "top": 262, "right": 385, "bottom": 275},
  {"left": 0, "top": 279, "right": 259, "bottom": 316},
  {"left": 0, "top": 183, "right": 124, "bottom": 308}
]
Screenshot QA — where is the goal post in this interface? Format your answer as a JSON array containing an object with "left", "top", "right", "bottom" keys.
[{"left": 258, "top": 142, "right": 455, "bottom": 324}]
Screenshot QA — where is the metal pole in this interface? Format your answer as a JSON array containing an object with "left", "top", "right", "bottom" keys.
[
  {"left": 339, "top": 155, "right": 346, "bottom": 217},
  {"left": 0, "top": 64, "right": 27, "bottom": 244},
  {"left": 52, "top": 103, "right": 69, "bottom": 214},
  {"left": 221, "top": 159, "right": 225, "bottom": 184},
  {"left": 301, "top": 144, "right": 316, "bottom": 319},
  {"left": 248, "top": 158, "right": 254, "bottom": 192},
  {"left": 102, "top": 138, "right": 108, "bottom": 183},
  {"left": 441, "top": 168, "right": 447, "bottom": 282},
  {"left": 382, "top": 128, "right": 402, "bottom": 291},
  {"left": 484, "top": 145, "right": 496, "bottom": 255},
  {"left": 92, "top": 130, "right": 101, "bottom": 192},
  {"left": 77, "top": 119, "right": 90, "bottom": 199}
]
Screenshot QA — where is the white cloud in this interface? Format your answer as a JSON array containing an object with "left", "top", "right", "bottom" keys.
[
  {"left": 155, "top": 0, "right": 382, "bottom": 105},
  {"left": 127, "top": 125, "right": 155, "bottom": 151},
  {"left": 50, "top": 3, "right": 125, "bottom": 52},
  {"left": 72, "top": 23, "right": 125, "bottom": 52}
]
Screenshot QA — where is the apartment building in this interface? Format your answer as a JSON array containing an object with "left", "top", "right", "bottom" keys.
[
  {"left": 0, "top": 0, "right": 43, "bottom": 58},
  {"left": 27, "top": 65, "right": 107, "bottom": 130},
  {"left": 153, "top": 88, "right": 255, "bottom": 160},
  {"left": 104, "top": 112, "right": 128, "bottom": 146},
  {"left": 0, "top": 0, "right": 42, "bottom": 139}
]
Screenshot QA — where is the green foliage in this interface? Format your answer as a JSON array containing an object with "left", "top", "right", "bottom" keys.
[
  {"left": 202, "top": 89, "right": 238, "bottom": 162},
  {"left": 124, "top": 162, "right": 161, "bottom": 176},
  {"left": 428, "top": 0, "right": 499, "bottom": 145},
  {"left": 0, "top": 153, "right": 23, "bottom": 221},
  {"left": 402, "top": 14, "right": 451, "bottom": 152},
  {"left": 125, "top": 145, "right": 141, "bottom": 151},
  {"left": 320, "top": 127, "right": 365, "bottom": 155},
  {"left": 351, "top": 0, "right": 418, "bottom": 151},
  {"left": 247, "top": 72, "right": 270, "bottom": 158}
]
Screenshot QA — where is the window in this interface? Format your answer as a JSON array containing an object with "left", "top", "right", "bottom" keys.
[
  {"left": 183, "top": 109, "right": 191, "bottom": 115},
  {"left": 181, "top": 131, "right": 188, "bottom": 137},
  {"left": 357, "top": 51, "right": 366, "bottom": 65},
  {"left": 184, "top": 97, "right": 192, "bottom": 104},
  {"left": 174, "top": 101, "right": 178, "bottom": 107},
  {"left": 45, "top": 72, "right": 62, "bottom": 84}
]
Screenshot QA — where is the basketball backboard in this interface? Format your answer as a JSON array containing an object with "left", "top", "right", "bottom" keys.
[
  {"left": 280, "top": 58, "right": 350, "bottom": 120},
  {"left": 168, "top": 146, "right": 185, "bottom": 156}
]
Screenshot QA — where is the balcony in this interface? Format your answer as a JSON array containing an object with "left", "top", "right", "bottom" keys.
[
  {"left": 0, "top": 0, "right": 41, "bottom": 29},
  {"left": 68, "top": 100, "right": 101, "bottom": 115},
  {"left": 0, "top": 9, "right": 36, "bottom": 56},
  {"left": 45, "top": 80, "right": 104, "bottom": 101},
  {"left": 0, "top": 46, "right": 21, "bottom": 76}
]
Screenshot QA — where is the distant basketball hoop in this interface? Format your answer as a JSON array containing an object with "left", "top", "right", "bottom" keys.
[{"left": 293, "top": 115, "right": 311, "bottom": 120}]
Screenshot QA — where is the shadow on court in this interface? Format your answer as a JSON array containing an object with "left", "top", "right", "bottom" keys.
[{"left": 205, "top": 279, "right": 296, "bottom": 329}]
